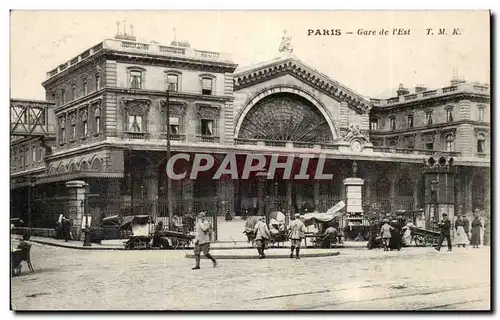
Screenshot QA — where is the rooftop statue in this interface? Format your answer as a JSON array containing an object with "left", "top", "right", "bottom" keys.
[{"left": 278, "top": 29, "right": 293, "bottom": 56}]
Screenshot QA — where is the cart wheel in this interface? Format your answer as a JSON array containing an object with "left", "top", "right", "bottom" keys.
[
  {"left": 171, "top": 238, "right": 180, "bottom": 249},
  {"left": 414, "top": 236, "right": 424, "bottom": 247},
  {"left": 423, "top": 235, "right": 434, "bottom": 247}
]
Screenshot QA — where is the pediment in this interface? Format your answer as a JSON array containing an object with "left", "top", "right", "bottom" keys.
[{"left": 234, "top": 56, "right": 372, "bottom": 114}]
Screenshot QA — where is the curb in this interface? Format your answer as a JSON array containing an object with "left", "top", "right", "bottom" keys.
[
  {"left": 185, "top": 252, "right": 340, "bottom": 259},
  {"left": 28, "top": 239, "right": 126, "bottom": 251}
]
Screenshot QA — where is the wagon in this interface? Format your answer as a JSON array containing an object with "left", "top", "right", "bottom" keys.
[
  {"left": 410, "top": 226, "right": 440, "bottom": 247},
  {"left": 121, "top": 215, "right": 154, "bottom": 250},
  {"left": 158, "top": 230, "right": 195, "bottom": 249}
]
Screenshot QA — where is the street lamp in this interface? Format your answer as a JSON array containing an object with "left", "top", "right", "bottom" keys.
[
  {"left": 430, "top": 180, "right": 438, "bottom": 229},
  {"left": 83, "top": 182, "right": 92, "bottom": 247}
]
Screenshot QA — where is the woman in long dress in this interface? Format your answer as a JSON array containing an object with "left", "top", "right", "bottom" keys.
[
  {"left": 401, "top": 222, "right": 414, "bottom": 246},
  {"left": 389, "top": 218, "right": 402, "bottom": 251},
  {"left": 470, "top": 214, "right": 482, "bottom": 248},
  {"left": 454, "top": 216, "right": 468, "bottom": 248}
]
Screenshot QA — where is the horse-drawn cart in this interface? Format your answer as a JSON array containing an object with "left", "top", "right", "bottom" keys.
[{"left": 410, "top": 226, "right": 440, "bottom": 247}]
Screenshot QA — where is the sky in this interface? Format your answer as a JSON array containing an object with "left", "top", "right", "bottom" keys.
[{"left": 10, "top": 10, "right": 490, "bottom": 100}]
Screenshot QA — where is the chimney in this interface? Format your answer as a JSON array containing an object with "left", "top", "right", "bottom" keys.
[
  {"left": 450, "top": 78, "right": 466, "bottom": 86},
  {"left": 396, "top": 83, "right": 410, "bottom": 96},
  {"left": 415, "top": 84, "right": 427, "bottom": 93}
]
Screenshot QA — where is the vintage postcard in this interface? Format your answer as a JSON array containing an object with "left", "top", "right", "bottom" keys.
[{"left": 9, "top": 10, "right": 490, "bottom": 311}]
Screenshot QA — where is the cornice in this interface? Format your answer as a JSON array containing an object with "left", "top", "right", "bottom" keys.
[
  {"left": 106, "top": 50, "right": 238, "bottom": 73},
  {"left": 234, "top": 58, "right": 371, "bottom": 114}
]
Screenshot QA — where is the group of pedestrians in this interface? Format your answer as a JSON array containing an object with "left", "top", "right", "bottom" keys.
[
  {"left": 367, "top": 216, "right": 403, "bottom": 251},
  {"left": 435, "top": 213, "right": 485, "bottom": 251}
]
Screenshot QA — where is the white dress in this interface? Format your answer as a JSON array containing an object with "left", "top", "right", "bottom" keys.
[{"left": 455, "top": 225, "right": 468, "bottom": 245}]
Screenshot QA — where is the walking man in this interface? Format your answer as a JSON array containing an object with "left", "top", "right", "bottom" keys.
[
  {"left": 289, "top": 213, "right": 306, "bottom": 258},
  {"left": 254, "top": 216, "right": 271, "bottom": 259},
  {"left": 192, "top": 212, "right": 217, "bottom": 270},
  {"left": 435, "top": 213, "right": 452, "bottom": 252}
]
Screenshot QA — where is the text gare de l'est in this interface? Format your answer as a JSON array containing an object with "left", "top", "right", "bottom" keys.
[
  {"left": 307, "top": 28, "right": 411, "bottom": 36},
  {"left": 164, "top": 153, "right": 336, "bottom": 180}
]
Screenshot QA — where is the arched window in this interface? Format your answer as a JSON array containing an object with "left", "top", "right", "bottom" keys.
[
  {"left": 445, "top": 107, "right": 454, "bottom": 123},
  {"left": 369, "top": 117, "right": 379, "bottom": 131},
  {"left": 200, "top": 74, "right": 216, "bottom": 95},
  {"left": 95, "top": 73, "right": 101, "bottom": 91},
  {"left": 478, "top": 106, "right": 485, "bottom": 122},
  {"left": 397, "top": 174, "right": 413, "bottom": 197},
  {"left": 389, "top": 116, "right": 396, "bottom": 131},
  {"left": 82, "top": 77, "right": 88, "bottom": 96}
]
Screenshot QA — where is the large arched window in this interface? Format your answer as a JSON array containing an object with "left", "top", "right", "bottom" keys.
[
  {"left": 238, "top": 93, "right": 333, "bottom": 142},
  {"left": 397, "top": 174, "right": 413, "bottom": 197}
]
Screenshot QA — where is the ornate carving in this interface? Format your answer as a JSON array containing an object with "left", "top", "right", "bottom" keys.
[
  {"left": 69, "top": 112, "right": 76, "bottom": 125},
  {"left": 122, "top": 98, "right": 151, "bottom": 115},
  {"left": 79, "top": 107, "right": 88, "bottom": 120},
  {"left": 161, "top": 101, "right": 187, "bottom": 116},
  {"left": 343, "top": 125, "right": 369, "bottom": 143},
  {"left": 59, "top": 115, "right": 66, "bottom": 129},
  {"left": 196, "top": 104, "right": 220, "bottom": 119}
]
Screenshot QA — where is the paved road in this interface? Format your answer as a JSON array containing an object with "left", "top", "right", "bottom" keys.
[{"left": 11, "top": 242, "right": 490, "bottom": 310}]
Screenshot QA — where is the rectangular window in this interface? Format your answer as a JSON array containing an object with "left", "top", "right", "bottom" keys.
[
  {"left": 202, "top": 78, "right": 213, "bottom": 95},
  {"left": 166, "top": 74, "right": 179, "bottom": 92},
  {"left": 425, "top": 142, "right": 433, "bottom": 150},
  {"left": 369, "top": 118, "right": 378, "bottom": 131},
  {"left": 71, "top": 124, "right": 76, "bottom": 140},
  {"left": 71, "top": 85, "right": 76, "bottom": 100},
  {"left": 389, "top": 117, "right": 396, "bottom": 131},
  {"left": 61, "top": 89, "right": 66, "bottom": 104},
  {"left": 83, "top": 78, "right": 88, "bottom": 95},
  {"left": 61, "top": 128, "right": 65, "bottom": 142},
  {"left": 83, "top": 121, "right": 88, "bottom": 136},
  {"left": 130, "top": 71, "right": 142, "bottom": 89},
  {"left": 426, "top": 112, "right": 433, "bottom": 125},
  {"left": 128, "top": 115, "right": 143, "bottom": 132},
  {"left": 479, "top": 108, "right": 485, "bottom": 122},
  {"left": 39, "top": 147, "right": 43, "bottom": 161},
  {"left": 168, "top": 117, "right": 179, "bottom": 134},
  {"left": 95, "top": 74, "right": 100, "bottom": 91},
  {"left": 201, "top": 119, "right": 214, "bottom": 136},
  {"left": 477, "top": 140, "right": 485, "bottom": 153},
  {"left": 446, "top": 109, "right": 453, "bottom": 123},
  {"left": 407, "top": 115, "right": 414, "bottom": 128},
  {"left": 446, "top": 140, "right": 453, "bottom": 152},
  {"left": 32, "top": 148, "right": 37, "bottom": 162}
]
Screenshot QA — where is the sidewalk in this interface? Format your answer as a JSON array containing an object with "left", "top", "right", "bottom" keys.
[{"left": 24, "top": 236, "right": 369, "bottom": 251}]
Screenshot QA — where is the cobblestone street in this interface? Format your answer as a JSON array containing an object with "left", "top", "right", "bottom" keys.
[{"left": 11, "top": 242, "right": 490, "bottom": 310}]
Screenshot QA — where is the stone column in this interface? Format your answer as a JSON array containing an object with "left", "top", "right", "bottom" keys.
[
  {"left": 66, "top": 180, "right": 86, "bottom": 240},
  {"left": 313, "top": 180, "right": 320, "bottom": 211}
]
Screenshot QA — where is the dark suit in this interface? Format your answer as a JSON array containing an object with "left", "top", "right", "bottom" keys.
[
  {"left": 463, "top": 218, "right": 470, "bottom": 240},
  {"left": 436, "top": 218, "right": 452, "bottom": 250}
]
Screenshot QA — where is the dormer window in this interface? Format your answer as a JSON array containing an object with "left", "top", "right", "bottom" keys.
[{"left": 201, "top": 77, "right": 213, "bottom": 95}]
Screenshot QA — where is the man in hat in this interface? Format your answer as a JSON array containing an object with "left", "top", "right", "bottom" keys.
[
  {"left": 462, "top": 214, "right": 470, "bottom": 242},
  {"left": 254, "top": 216, "right": 271, "bottom": 259},
  {"left": 192, "top": 212, "right": 217, "bottom": 270},
  {"left": 289, "top": 214, "right": 306, "bottom": 259},
  {"left": 435, "top": 213, "right": 452, "bottom": 252}
]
